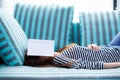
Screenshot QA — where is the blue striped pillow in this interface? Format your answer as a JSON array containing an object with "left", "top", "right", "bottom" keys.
[
  {"left": 14, "top": 3, "right": 74, "bottom": 51},
  {"left": 71, "top": 23, "right": 82, "bottom": 45},
  {"left": 79, "top": 11, "right": 120, "bottom": 46},
  {"left": 0, "top": 10, "right": 28, "bottom": 66}
]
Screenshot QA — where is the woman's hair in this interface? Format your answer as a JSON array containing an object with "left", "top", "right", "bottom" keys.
[{"left": 24, "top": 56, "right": 54, "bottom": 66}]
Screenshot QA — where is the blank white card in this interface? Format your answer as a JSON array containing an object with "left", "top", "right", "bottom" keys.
[{"left": 27, "top": 39, "right": 54, "bottom": 56}]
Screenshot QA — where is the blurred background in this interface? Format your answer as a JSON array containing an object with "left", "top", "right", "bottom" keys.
[{"left": 0, "top": 0, "right": 120, "bottom": 22}]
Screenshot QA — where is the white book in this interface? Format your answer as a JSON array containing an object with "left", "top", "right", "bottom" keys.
[{"left": 27, "top": 39, "right": 54, "bottom": 56}]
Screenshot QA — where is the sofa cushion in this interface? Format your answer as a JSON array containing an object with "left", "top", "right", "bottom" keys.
[
  {"left": 0, "top": 9, "right": 28, "bottom": 66},
  {"left": 79, "top": 11, "right": 120, "bottom": 46},
  {"left": 71, "top": 23, "right": 82, "bottom": 45},
  {"left": 14, "top": 3, "right": 74, "bottom": 51}
]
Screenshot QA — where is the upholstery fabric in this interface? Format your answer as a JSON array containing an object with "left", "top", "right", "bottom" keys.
[
  {"left": 79, "top": 11, "right": 120, "bottom": 46},
  {"left": 0, "top": 10, "right": 28, "bottom": 66},
  {"left": 71, "top": 23, "right": 81, "bottom": 45},
  {"left": 14, "top": 3, "right": 74, "bottom": 51},
  {"left": 0, "top": 65, "right": 120, "bottom": 80}
]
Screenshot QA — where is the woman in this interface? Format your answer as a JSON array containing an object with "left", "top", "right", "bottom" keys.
[
  {"left": 25, "top": 32, "right": 120, "bottom": 69},
  {"left": 53, "top": 32, "right": 120, "bottom": 69}
]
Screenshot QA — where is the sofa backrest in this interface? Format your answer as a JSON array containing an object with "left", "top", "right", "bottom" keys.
[
  {"left": 79, "top": 11, "right": 120, "bottom": 46},
  {"left": 14, "top": 3, "right": 74, "bottom": 51},
  {"left": 71, "top": 23, "right": 82, "bottom": 45}
]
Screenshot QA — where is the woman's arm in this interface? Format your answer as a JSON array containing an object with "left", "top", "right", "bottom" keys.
[{"left": 104, "top": 62, "right": 120, "bottom": 69}]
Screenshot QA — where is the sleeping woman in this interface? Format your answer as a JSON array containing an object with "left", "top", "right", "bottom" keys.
[{"left": 25, "top": 32, "right": 120, "bottom": 69}]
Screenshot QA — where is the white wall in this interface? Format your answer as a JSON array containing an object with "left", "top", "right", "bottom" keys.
[
  {"left": 117, "top": 0, "right": 120, "bottom": 10},
  {"left": 1, "top": 0, "right": 113, "bottom": 22}
]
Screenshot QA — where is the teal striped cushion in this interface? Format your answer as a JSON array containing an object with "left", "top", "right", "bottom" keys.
[
  {"left": 0, "top": 10, "right": 28, "bottom": 66},
  {"left": 79, "top": 11, "right": 120, "bottom": 46},
  {"left": 71, "top": 23, "right": 81, "bottom": 45},
  {"left": 14, "top": 3, "right": 74, "bottom": 51}
]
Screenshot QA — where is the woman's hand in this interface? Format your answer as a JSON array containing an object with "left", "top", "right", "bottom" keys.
[
  {"left": 54, "top": 52, "right": 60, "bottom": 57},
  {"left": 87, "top": 44, "right": 100, "bottom": 51}
]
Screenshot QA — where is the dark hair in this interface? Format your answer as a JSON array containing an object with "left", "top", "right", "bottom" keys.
[{"left": 24, "top": 56, "right": 54, "bottom": 66}]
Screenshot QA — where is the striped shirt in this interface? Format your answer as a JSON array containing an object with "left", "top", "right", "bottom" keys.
[{"left": 53, "top": 45, "right": 120, "bottom": 69}]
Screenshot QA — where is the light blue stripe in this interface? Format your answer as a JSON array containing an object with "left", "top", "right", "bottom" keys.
[
  {"left": 109, "top": 12, "right": 115, "bottom": 38},
  {"left": 15, "top": 4, "right": 22, "bottom": 21},
  {"left": 103, "top": 12, "right": 110, "bottom": 43},
  {"left": 20, "top": 4, "right": 28, "bottom": 28},
  {"left": 91, "top": 13, "right": 97, "bottom": 43},
  {"left": 14, "top": 4, "right": 18, "bottom": 17},
  {"left": 54, "top": 7, "right": 61, "bottom": 46},
  {"left": 97, "top": 13, "right": 103, "bottom": 45},
  {"left": 60, "top": 8, "right": 67, "bottom": 48},
  {"left": 5, "top": 51, "right": 22, "bottom": 65},
  {"left": 66, "top": 7, "right": 73, "bottom": 45},
  {"left": 1, "top": 47, "right": 10, "bottom": 54},
  {"left": 0, "top": 33, "right": 3, "bottom": 39},
  {"left": 48, "top": 7, "right": 56, "bottom": 39},
  {"left": 74, "top": 24, "right": 78, "bottom": 43},
  {"left": 42, "top": 6, "right": 51, "bottom": 39},
  {"left": 0, "top": 40, "right": 7, "bottom": 47},
  {"left": 9, "top": 58, "right": 20, "bottom": 65},
  {"left": 6, "top": 55, "right": 20, "bottom": 66},
  {"left": 25, "top": 5, "right": 33, "bottom": 37},
  {"left": 86, "top": 12, "right": 90, "bottom": 45},
  {"left": 5, "top": 53, "right": 14, "bottom": 60},
  {"left": 30, "top": 6, "right": 38, "bottom": 39},
  {"left": 36, "top": 6, "right": 44, "bottom": 39},
  {"left": 79, "top": 12, "right": 85, "bottom": 46}
]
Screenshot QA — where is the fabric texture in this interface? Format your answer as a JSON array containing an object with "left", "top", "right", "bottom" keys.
[
  {"left": 0, "top": 9, "right": 28, "bottom": 66},
  {"left": 0, "top": 65, "right": 120, "bottom": 80},
  {"left": 79, "top": 11, "right": 120, "bottom": 47},
  {"left": 71, "top": 23, "right": 81, "bottom": 45},
  {"left": 14, "top": 3, "right": 74, "bottom": 51},
  {"left": 53, "top": 45, "right": 120, "bottom": 69}
]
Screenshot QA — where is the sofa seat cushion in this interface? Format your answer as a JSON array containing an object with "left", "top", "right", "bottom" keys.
[
  {"left": 14, "top": 3, "right": 74, "bottom": 51},
  {"left": 0, "top": 9, "right": 28, "bottom": 65},
  {"left": 79, "top": 11, "right": 120, "bottom": 46},
  {"left": 0, "top": 64, "right": 120, "bottom": 80}
]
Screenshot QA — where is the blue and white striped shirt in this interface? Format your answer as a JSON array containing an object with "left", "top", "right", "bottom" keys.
[
  {"left": 53, "top": 32, "right": 120, "bottom": 69},
  {"left": 53, "top": 45, "right": 120, "bottom": 69}
]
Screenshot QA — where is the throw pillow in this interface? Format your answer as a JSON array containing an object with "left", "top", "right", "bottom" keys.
[
  {"left": 0, "top": 9, "right": 28, "bottom": 66},
  {"left": 79, "top": 11, "right": 120, "bottom": 46},
  {"left": 14, "top": 3, "right": 74, "bottom": 51}
]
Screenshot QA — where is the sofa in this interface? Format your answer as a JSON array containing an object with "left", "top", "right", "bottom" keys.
[{"left": 0, "top": 3, "right": 120, "bottom": 80}]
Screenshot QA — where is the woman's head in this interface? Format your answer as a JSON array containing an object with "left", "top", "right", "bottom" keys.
[{"left": 24, "top": 56, "right": 54, "bottom": 66}]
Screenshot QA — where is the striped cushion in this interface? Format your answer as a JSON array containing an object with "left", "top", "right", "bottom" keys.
[
  {"left": 71, "top": 23, "right": 81, "bottom": 45},
  {"left": 79, "top": 11, "right": 120, "bottom": 46},
  {"left": 14, "top": 3, "right": 74, "bottom": 51},
  {"left": 0, "top": 10, "right": 28, "bottom": 66}
]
